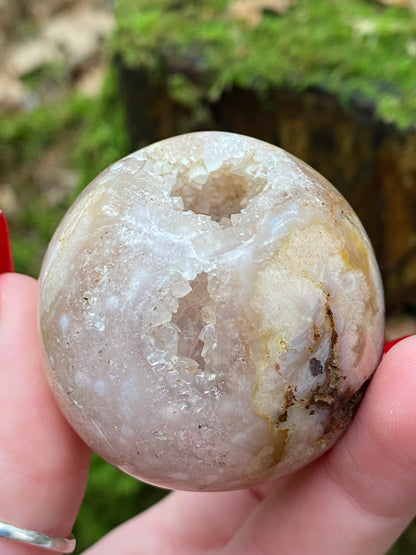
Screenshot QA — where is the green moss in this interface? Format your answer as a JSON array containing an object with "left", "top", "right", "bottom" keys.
[
  {"left": 21, "top": 61, "right": 68, "bottom": 93},
  {"left": 114, "top": 0, "right": 416, "bottom": 129},
  {"left": 0, "top": 95, "right": 90, "bottom": 175},
  {"left": 0, "top": 94, "right": 93, "bottom": 276},
  {"left": 0, "top": 64, "right": 130, "bottom": 276},
  {"left": 11, "top": 202, "right": 66, "bottom": 276},
  {"left": 73, "top": 65, "right": 131, "bottom": 194}
]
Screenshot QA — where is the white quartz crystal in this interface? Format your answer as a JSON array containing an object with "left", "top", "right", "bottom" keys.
[{"left": 39, "top": 131, "right": 384, "bottom": 491}]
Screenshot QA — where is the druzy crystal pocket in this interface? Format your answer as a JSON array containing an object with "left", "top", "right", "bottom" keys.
[{"left": 39, "top": 131, "right": 384, "bottom": 491}]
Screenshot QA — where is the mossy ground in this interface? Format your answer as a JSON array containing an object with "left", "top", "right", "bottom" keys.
[
  {"left": 1, "top": 0, "right": 416, "bottom": 552},
  {"left": 115, "top": 0, "right": 416, "bottom": 130},
  {"left": 0, "top": 69, "right": 130, "bottom": 276}
]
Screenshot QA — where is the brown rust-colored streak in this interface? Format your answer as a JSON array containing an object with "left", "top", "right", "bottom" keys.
[
  {"left": 272, "top": 296, "right": 368, "bottom": 446},
  {"left": 284, "top": 384, "right": 296, "bottom": 408},
  {"left": 319, "top": 379, "right": 369, "bottom": 436},
  {"left": 306, "top": 298, "right": 367, "bottom": 437},
  {"left": 306, "top": 301, "right": 338, "bottom": 401},
  {"left": 275, "top": 384, "right": 296, "bottom": 425},
  {"left": 312, "top": 322, "right": 321, "bottom": 343}
]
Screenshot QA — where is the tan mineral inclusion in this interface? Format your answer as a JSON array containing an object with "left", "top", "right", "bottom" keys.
[{"left": 39, "top": 131, "right": 384, "bottom": 491}]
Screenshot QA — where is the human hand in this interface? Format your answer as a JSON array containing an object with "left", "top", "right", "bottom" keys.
[
  {"left": 0, "top": 211, "right": 90, "bottom": 555},
  {"left": 2, "top": 212, "right": 416, "bottom": 555}
]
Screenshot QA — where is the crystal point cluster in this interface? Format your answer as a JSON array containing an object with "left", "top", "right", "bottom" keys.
[{"left": 39, "top": 132, "right": 384, "bottom": 491}]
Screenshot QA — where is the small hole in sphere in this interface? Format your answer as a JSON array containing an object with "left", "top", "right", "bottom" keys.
[{"left": 170, "top": 170, "right": 251, "bottom": 222}]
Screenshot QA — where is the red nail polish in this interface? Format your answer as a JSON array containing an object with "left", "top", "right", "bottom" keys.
[
  {"left": 0, "top": 210, "right": 14, "bottom": 274},
  {"left": 383, "top": 335, "right": 411, "bottom": 353}
]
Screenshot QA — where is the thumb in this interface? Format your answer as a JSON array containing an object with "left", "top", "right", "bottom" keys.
[{"left": 0, "top": 273, "right": 91, "bottom": 554}]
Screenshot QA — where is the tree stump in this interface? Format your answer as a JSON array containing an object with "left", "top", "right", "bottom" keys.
[{"left": 112, "top": 0, "right": 416, "bottom": 311}]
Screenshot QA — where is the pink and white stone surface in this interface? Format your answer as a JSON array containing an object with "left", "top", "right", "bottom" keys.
[{"left": 39, "top": 131, "right": 384, "bottom": 491}]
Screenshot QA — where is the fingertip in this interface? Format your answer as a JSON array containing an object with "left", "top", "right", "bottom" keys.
[
  {"left": 383, "top": 335, "right": 412, "bottom": 353},
  {"left": 363, "top": 335, "right": 416, "bottom": 465},
  {"left": 328, "top": 333, "right": 416, "bottom": 519},
  {"left": 382, "top": 333, "right": 416, "bottom": 362},
  {"left": 0, "top": 272, "right": 38, "bottom": 313}
]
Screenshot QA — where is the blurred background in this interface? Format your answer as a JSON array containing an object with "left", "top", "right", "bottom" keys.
[{"left": 1, "top": 0, "right": 416, "bottom": 552}]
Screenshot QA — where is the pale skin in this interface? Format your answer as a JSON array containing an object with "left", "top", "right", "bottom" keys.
[{"left": 1, "top": 273, "right": 416, "bottom": 555}]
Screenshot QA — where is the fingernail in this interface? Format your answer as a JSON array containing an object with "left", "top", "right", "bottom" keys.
[
  {"left": 0, "top": 210, "right": 14, "bottom": 274},
  {"left": 383, "top": 335, "right": 411, "bottom": 353}
]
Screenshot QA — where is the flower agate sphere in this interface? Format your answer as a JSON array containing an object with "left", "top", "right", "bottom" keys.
[{"left": 39, "top": 131, "right": 384, "bottom": 491}]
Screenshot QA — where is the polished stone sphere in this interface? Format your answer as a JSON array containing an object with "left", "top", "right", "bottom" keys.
[{"left": 39, "top": 131, "right": 384, "bottom": 491}]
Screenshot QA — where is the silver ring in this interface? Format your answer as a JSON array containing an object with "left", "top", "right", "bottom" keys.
[{"left": 0, "top": 521, "right": 76, "bottom": 552}]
